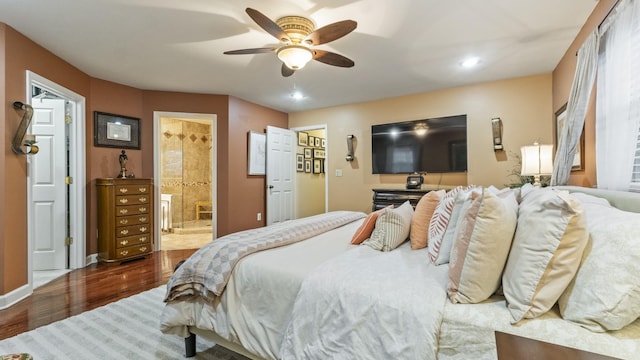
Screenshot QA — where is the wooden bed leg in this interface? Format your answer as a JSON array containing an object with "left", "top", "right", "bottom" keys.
[{"left": 185, "top": 333, "right": 196, "bottom": 358}]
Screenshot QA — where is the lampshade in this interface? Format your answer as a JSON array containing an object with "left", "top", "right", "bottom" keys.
[
  {"left": 277, "top": 45, "right": 313, "bottom": 70},
  {"left": 521, "top": 142, "right": 553, "bottom": 186}
]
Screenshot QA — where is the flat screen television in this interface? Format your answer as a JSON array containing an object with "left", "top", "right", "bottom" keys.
[{"left": 371, "top": 115, "right": 467, "bottom": 174}]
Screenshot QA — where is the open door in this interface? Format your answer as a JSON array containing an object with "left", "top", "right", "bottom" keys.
[{"left": 266, "top": 126, "right": 295, "bottom": 225}]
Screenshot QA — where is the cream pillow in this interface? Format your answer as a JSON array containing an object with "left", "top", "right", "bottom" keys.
[
  {"left": 427, "top": 186, "right": 462, "bottom": 263},
  {"left": 502, "top": 188, "right": 588, "bottom": 323},
  {"left": 448, "top": 188, "right": 518, "bottom": 304},
  {"left": 410, "top": 190, "right": 446, "bottom": 250},
  {"left": 364, "top": 201, "right": 414, "bottom": 252},
  {"left": 559, "top": 201, "right": 640, "bottom": 332},
  {"left": 433, "top": 186, "right": 480, "bottom": 265}
]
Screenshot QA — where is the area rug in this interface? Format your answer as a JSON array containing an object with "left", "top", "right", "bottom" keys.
[{"left": 0, "top": 286, "right": 248, "bottom": 360}]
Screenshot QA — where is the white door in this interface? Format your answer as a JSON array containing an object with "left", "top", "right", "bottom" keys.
[
  {"left": 30, "top": 98, "right": 67, "bottom": 270},
  {"left": 266, "top": 126, "right": 295, "bottom": 225}
]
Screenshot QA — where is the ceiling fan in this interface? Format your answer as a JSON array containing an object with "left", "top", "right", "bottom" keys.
[{"left": 224, "top": 8, "right": 357, "bottom": 77}]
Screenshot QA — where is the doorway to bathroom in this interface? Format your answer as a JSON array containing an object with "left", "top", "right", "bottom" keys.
[{"left": 153, "top": 112, "right": 217, "bottom": 250}]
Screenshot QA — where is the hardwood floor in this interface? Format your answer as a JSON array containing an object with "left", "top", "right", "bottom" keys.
[{"left": 0, "top": 249, "right": 196, "bottom": 341}]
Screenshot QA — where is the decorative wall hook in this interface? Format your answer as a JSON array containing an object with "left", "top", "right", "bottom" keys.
[
  {"left": 12, "top": 101, "right": 39, "bottom": 155},
  {"left": 491, "top": 118, "right": 503, "bottom": 151},
  {"left": 346, "top": 134, "right": 355, "bottom": 161}
]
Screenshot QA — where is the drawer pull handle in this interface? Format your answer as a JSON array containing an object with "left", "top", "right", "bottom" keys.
[
  {"left": 139, "top": 197, "right": 147, "bottom": 202},
  {"left": 139, "top": 217, "right": 147, "bottom": 222},
  {"left": 120, "top": 240, "right": 129, "bottom": 246},
  {"left": 120, "top": 229, "right": 129, "bottom": 235},
  {"left": 139, "top": 246, "right": 147, "bottom": 252},
  {"left": 119, "top": 209, "right": 129, "bottom": 215},
  {"left": 139, "top": 207, "right": 147, "bottom": 212},
  {"left": 139, "top": 187, "right": 147, "bottom": 193},
  {"left": 120, "top": 250, "right": 129, "bottom": 256},
  {"left": 119, "top": 219, "right": 129, "bottom": 225},
  {"left": 119, "top": 198, "right": 129, "bottom": 204},
  {"left": 139, "top": 237, "right": 147, "bottom": 243},
  {"left": 119, "top": 188, "right": 128, "bottom": 193},
  {"left": 139, "top": 227, "right": 147, "bottom": 232}
]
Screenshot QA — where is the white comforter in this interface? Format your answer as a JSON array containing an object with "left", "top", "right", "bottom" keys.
[{"left": 280, "top": 242, "right": 449, "bottom": 360}]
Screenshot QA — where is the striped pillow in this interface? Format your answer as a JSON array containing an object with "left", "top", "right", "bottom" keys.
[
  {"left": 364, "top": 201, "right": 414, "bottom": 252},
  {"left": 427, "top": 186, "right": 462, "bottom": 263},
  {"left": 351, "top": 206, "right": 391, "bottom": 244}
]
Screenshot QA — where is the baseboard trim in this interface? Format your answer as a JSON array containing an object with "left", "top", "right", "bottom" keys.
[{"left": 0, "top": 283, "right": 32, "bottom": 310}]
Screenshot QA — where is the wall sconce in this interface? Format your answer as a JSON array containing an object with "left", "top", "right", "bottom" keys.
[
  {"left": 521, "top": 141, "right": 553, "bottom": 187},
  {"left": 491, "top": 118, "right": 503, "bottom": 151},
  {"left": 346, "top": 134, "right": 355, "bottom": 161},
  {"left": 12, "top": 101, "right": 39, "bottom": 155}
]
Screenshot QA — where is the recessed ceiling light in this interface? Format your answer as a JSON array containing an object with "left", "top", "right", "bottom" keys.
[
  {"left": 291, "top": 91, "right": 304, "bottom": 100},
  {"left": 461, "top": 57, "right": 480, "bottom": 68}
]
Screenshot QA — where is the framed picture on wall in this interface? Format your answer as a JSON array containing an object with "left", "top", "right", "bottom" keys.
[
  {"left": 315, "top": 137, "right": 321, "bottom": 147},
  {"left": 313, "top": 159, "right": 322, "bottom": 174},
  {"left": 94, "top": 111, "right": 141, "bottom": 149},
  {"left": 308, "top": 136, "right": 315, "bottom": 147},
  {"left": 304, "top": 159, "right": 312, "bottom": 173},
  {"left": 313, "top": 149, "right": 325, "bottom": 159},
  {"left": 247, "top": 131, "right": 266, "bottom": 175},
  {"left": 321, "top": 138, "right": 326, "bottom": 149},
  {"left": 296, "top": 154, "right": 304, "bottom": 172},
  {"left": 297, "top": 131, "right": 308, "bottom": 146},
  {"left": 304, "top": 148, "right": 313, "bottom": 159},
  {"left": 555, "top": 103, "right": 584, "bottom": 171}
]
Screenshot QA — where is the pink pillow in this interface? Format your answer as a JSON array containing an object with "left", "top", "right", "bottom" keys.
[
  {"left": 427, "top": 186, "right": 462, "bottom": 262},
  {"left": 351, "top": 206, "right": 391, "bottom": 244},
  {"left": 410, "top": 190, "right": 446, "bottom": 249}
]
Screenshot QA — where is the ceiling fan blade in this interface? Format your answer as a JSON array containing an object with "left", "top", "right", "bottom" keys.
[
  {"left": 313, "top": 50, "right": 355, "bottom": 68},
  {"left": 305, "top": 20, "right": 357, "bottom": 45},
  {"left": 245, "top": 8, "right": 290, "bottom": 43},
  {"left": 223, "top": 47, "right": 277, "bottom": 55},
  {"left": 281, "top": 63, "right": 295, "bottom": 77}
]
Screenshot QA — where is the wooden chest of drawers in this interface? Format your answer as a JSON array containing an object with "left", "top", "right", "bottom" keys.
[{"left": 96, "top": 178, "right": 154, "bottom": 263}]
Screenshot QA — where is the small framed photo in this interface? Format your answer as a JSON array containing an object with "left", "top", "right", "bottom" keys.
[
  {"left": 247, "top": 131, "right": 266, "bottom": 175},
  {"left": 296, "top": 154, "right": 304, "bottom": 172},
  {"left": 308, "top": 136, "right": 315, "bottom": 147},
  {"left": 304, "top": 148, "right": 313, "bottom": 159},
  {"left": 313, "top": 159, "right": 322, "bottom": 174},
  {"left": 315, "top": 137, "right": 321, "bottom": 147},
  {"left": 313, "top": 149, "right": 325, "bottom": 159},
  {"left": 321, "top": 138, "right": 326, "bottom": 149},
  {"left": 94, "top": 111, "right": 140, "bottom": 149},
  {"left": 297, "top": 131, "right": 308, "bottom": 146},
  {"left": 304, "top": 159, "right": 312, "bottom": 173}
]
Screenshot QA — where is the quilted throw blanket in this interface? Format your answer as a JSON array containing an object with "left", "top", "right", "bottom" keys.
[{"left": 164, "top": 211, "right": 365, "bottom": 303}]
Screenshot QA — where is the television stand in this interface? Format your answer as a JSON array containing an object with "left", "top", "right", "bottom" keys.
[{"left": 372, "top": 188, "right": 431, "bottom": 211}]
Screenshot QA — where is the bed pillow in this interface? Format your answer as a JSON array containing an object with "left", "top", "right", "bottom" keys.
[
  {"left": 502, "top": 188, "right": 588, "bottom": 323},
  {"left": 364, "top": 201, "right": 414, "bottom": 252},
  {"left": 351, "top": 206, "right": 392, "bottom": 245},
  {"left": 448, "top": 188, "right": 518, "bottom": 304},
  {"left": 410, "top": 190, "right": 446, "bottom": 250},
  {"left": 558, "top": 201, "right": 640, "bottom": 332},
  {"left": 427, "top": 186, "right": 462, "bottom": 263},
  {"left": 433, "top": 186, "right": 480, "bottom": 265}
]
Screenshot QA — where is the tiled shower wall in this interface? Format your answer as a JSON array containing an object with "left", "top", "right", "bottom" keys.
[{"left": 160, "top": 118, "right": 212, "bottom": 227}]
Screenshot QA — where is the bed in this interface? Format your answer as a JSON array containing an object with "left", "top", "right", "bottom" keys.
[{"left": 160, "top": 186, "right": 640, "bottom": 359}]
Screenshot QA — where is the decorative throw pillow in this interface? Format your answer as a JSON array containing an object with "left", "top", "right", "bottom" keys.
[
  {"left": 558, "top": 200, "right": 640, "bottom": 332},
  {"left": 448, "top": 188, "right": 518, "bottom": 304},
  {"left": 433, "top": 186, "right": 480, "bottom": 265},
  {"left": 351, "top": 206, "right": 392, "bottom": 245},
  {"left": 427, "top": 186, "right": 462, "bottom": 263},
  {"left": 410, "top": 190, "right": 446, "bottom": 250},
  {"left": 502, "top": 188, "right": 588, "bottom": 323},
  {"left": 364, "top": 201, "right": 414, "bottom": 252}
]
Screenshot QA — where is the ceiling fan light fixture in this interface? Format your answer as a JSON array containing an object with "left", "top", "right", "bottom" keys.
[{"left": 277, "top": 45, "right": 313, "bottom": 70}]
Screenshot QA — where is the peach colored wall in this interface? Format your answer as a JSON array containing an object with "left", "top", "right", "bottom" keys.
[
  {"left": 2, "top": 24, "right": 91, "bottom": 295},
  {"left": 289, "top": 74, "right": 553, "bottom": 213},
  {"left": 0, "top": 25, "right": 6, "bottom": 294},
  {"left": 228, "top": 96, "right": 288, "bottom": 233},
  {"left": 552, "top": 0, "right": 616, "bottom": 188}
]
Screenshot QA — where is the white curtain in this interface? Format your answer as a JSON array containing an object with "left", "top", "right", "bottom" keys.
[
  {"left": 596, "top": 0, "right": 640, "bottom": 190},
  {"left": 551, "top": 31, "right": 599, "bottom": 185}
]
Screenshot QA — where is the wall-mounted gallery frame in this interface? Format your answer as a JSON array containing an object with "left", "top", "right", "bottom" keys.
[
  {"left": 247, "top": 131, "right": 266, "bottom": 175},
  {"left": 94, "top": 111, "right": 140, "bottom": 149}
]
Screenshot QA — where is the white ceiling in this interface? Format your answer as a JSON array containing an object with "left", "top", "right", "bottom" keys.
[{"left": 0, "top": 0, "right": 598, "bottom": 113}]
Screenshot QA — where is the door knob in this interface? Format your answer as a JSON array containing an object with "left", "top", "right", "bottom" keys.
[{"left": 268, "top": 185, "right": 274, "bottom": 189}]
